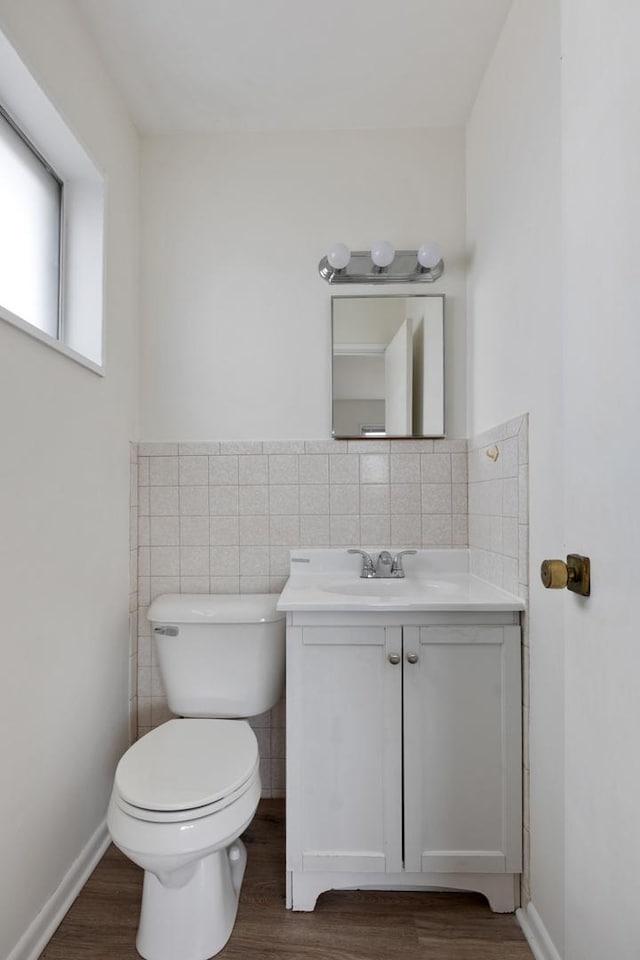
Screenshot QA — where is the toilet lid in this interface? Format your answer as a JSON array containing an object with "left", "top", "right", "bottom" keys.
[{"left": 115, "top": 719, "right": 259, "bottom": 812}]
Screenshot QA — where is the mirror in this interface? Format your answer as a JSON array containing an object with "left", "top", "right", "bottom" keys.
[{"left": 331, "top": 295, "right": 444, "bottom": 438}]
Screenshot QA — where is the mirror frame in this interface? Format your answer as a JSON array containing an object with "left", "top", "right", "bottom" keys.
[{"left": 331, "top": 293, "right": 445, "bottom": 440}]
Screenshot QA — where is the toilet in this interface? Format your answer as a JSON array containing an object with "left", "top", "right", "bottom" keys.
[{"left": 107, "top": 594, "right": 286, "bottom": 960}]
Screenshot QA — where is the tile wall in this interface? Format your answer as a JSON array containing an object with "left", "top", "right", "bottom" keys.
[
  {"left": 467, "top": 414, "right": 530, "bottom": 903},
  {"left": 135, "top": 436, "right": 468, "bottom": 796}
]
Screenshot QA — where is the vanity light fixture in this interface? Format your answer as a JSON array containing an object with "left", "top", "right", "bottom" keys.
[
  {"left": 319, "top": 240, "right": 444, "bottom": 284},
  {"left": 370, "top": 240, "right": 395, "bottom": 269}
]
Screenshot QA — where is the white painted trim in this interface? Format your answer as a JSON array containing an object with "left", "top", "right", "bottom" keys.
[
  {"left": 0, "top": 27, "right": 106, "bottom": 372},
  {"left": 517, "top": 901, "right": 563, "bottom": 960},
  {"left": 0, "top": 305, "right": 104, "bottom": 377},
  {"left": 6, "top": 820, "right": 110, "bottom": 960}
]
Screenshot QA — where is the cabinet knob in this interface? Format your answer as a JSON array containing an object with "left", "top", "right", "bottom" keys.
[
  {"left": 388, "top": 653, "right": 401, "bottom": 665},
  {"left": 406, "top": 652, "right": 419, "bottom": 664}
]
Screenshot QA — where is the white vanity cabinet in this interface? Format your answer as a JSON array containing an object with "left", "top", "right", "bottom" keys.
[{"left": 285, "top": 610, "right": 522, "bottom": 913}]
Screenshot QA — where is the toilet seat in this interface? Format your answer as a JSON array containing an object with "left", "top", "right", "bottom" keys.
[{"left": 114, "top": 719, "right": 259, "bottom": 823}]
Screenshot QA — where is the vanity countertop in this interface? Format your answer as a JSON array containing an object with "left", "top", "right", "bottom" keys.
[{"left": 277, "top": 549, "right": 524, "bottom": 614}]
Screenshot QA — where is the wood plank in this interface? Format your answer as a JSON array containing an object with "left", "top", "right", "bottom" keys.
[{"left": 40, "top": 800, "right": 533, "bottom": 960}]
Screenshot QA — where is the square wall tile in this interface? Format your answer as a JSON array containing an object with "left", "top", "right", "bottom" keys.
[
  {"left": 300, "top": 485, "right": 330, "bottom": 515},
  {"left": 149, "top": 577, "right": 179, "bottom": 601},
  {"left": 269, "top": 485, "right": 299, "bottom": 515},
  {"left": 180, "top": 546, "right": 210, "bottom": 576},
  {"left": 181, "top": 576, "right": 210, "bottom": 594},
  {"left": 360, "top": 515, "right": 390, "bottom": 545},
  {"left": 300, "top": 515, "right": 330, "bottom": 546},
  {"left": 422, "top": 515, "right": 452, "bottom": 546},
  {"left": 239, "top": 455, "right": 268, "bottom": 485},
  {"left": 329, "top": 454, "right": 359, "bottom": 484},
  {"left": 179, "top": 486, "right": 209, "bottom": 516},
  {"left": 150, "top": 516, "right": 179, "bottom": 546},
  {"left": 150, "top": 487, "right": 179, "bottom": 516},
  {"left": 240, "top": 546, "right": 269, "bottom": 577},
  {"left": 391, "top": 515, "right": 422, "bottom": 547},
  {"left": 209, "top": 456, "right": 239, "bottom": 485},
  {"left": 210, "top": 485, "right": 240, "bottom": 516},
  {"left": 179, "top": 456, "right": 208, "bottom": 485},
  {"left": 330, "top": 515, "right": 360, "bottom": 546},
  {"left": 210, "top": 576, "right": 240, "bottom": 594},
  {"left": 269, "top": 546, "right": 292, "bottom": 577},
  {"left": 360, "top": 454, "right": 389, "bottom": 484},
  {"left": 239, "top": 485, "right": 269, "bottom": 516},
  {"left": 421, "top": 483, "right": 452, "bottom": 514},
  {"left": 150, "top": 546, "right": 179, "bottom": 577},
  {"left": 239, "top": 515, "right": 270, "bottom": 545},
  {"left": 240, "top": 576, "right": 270, "bottom": 593},
  {"left": 213, "top": 546, "right": 240, "bottom": 576},
  {"left": 210, "top": 516, "right": 239, "bottom": 545},
  {"left": 180, "top": 516, "right": 209, "bottom": 545},
  {"left": 390, "top": 454, "right": 421, "bottom": 483},
  {"left": 269, "top": 516, "right": 300, "bottom": 545},
  {"left": 299, "top": 455, "right": 329, "bottom": 484},
  {"left": 360, "top": 485, "right": 390, "bottom": 515},
  {"left": 421, "top": 454, "right": 451, "bottom": 482},
  {"left": 269, "top": 455, "right": 299, "bottom": 484},
  {"left": 330, "top": 484, "right": 359, "bottom": 515},
  {"left": 149, "top": 457, "right": 179, "bottom": 486},
  {"left": 390, "top": 484, "right": 421, "bottom": 515}
]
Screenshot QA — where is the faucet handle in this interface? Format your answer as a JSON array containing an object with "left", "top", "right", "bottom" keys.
[
  {"left": 391, "top": 549, "right": 417, "bottom": 576},
  {"left": 347, "top": 548, "right": 376, "bottom": 578}
]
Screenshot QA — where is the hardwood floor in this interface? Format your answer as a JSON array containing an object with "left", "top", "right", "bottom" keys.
[{"left": 40, "top": 800, "right": 533, "bottom": 960}]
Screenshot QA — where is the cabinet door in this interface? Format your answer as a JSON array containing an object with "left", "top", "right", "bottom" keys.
[
  {"left": 287, "top": 625, "right": 403, "bottom": 874},
  {"left": 403, "top": 625, "right": 522, "bottom": 874}
]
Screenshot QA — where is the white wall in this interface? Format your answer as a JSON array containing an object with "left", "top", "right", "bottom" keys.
[
  {"left": 466, "top": 0, "right": 564, "bottom": 952},
  {"left": 139, "top": 129, "right": 466, "bottom": 440},
  {"left": 0, "top": 2, "right": 138, "bottom": 957}
]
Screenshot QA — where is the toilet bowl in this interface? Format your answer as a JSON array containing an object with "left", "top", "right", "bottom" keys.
[
  {"left": 108, "top": 719, "right": 261, "bottom": 960},
  {"left": 108, "top": 594, "right": 286, "bottom": 960}
]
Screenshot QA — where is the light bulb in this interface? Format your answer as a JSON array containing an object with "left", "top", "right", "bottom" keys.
[
  {"left": 417, "top": 241, "right": 442, "bottom": 270},
  {"left": 327, "top": 243, "right": 351, "bottom": 270},
  {"left": 371, "top": 240, "right": 395, "bottom": 268}
]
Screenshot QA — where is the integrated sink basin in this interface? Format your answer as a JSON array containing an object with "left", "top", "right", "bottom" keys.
[{"left": 320, "top": 578, "right": 457, "bottom": 599}]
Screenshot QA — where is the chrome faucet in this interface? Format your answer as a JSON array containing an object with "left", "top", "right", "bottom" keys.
[
  {"left": 348, "top": 549, "right": 417, "bottom": 579},
  {"left": 390, "top": 550, "right": 417, "bottom": 577},
  {"left": 347, "top": 549, "right": 376, "bottom": 578},
  {"left": 375, "top": 550, "right": 394, "bottom": 577}
]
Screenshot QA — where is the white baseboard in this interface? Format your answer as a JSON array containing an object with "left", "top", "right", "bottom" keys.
[
  {"left": 517, "top": 901, "right": 563, "bottom": 960},
  {"left": 6, "top": 820, "right": 110, "bottom": 960}
]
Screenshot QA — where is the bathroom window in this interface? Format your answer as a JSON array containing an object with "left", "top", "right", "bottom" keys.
[
  {"left": 0, "top": 26, "right": 106, "bottom": 374},
  {"left": 0, "top": 106, "right": 62, "bottom": 340}
]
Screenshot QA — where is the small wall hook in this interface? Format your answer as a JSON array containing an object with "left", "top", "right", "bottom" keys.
[{"left": 486, "top": 444, "right": 499, "bottom": 462}]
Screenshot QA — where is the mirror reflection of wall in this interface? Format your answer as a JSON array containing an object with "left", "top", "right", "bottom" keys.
[{"left": 331, "top": 295, "right": 444, "bottom": 438}]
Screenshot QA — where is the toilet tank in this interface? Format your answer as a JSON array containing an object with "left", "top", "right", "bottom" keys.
[{"left": 147, "top": 594, "right": 286, "bottom": 718}]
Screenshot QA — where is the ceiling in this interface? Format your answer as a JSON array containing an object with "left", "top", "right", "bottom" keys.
[{"left": 72, "top": 0, "right": 513, "bottom": 135}]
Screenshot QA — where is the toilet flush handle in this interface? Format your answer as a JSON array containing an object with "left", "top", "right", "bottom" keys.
[{"left": 153, "top": 625, "right": 179, "bottom": 636}]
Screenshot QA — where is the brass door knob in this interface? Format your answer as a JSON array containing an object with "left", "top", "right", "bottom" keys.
[
  {"left": 540, "top": 559, "right": 569, "bottom": 589},
  {"left": 540, "top": 555, "right": 590, "bottom": 596}
]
